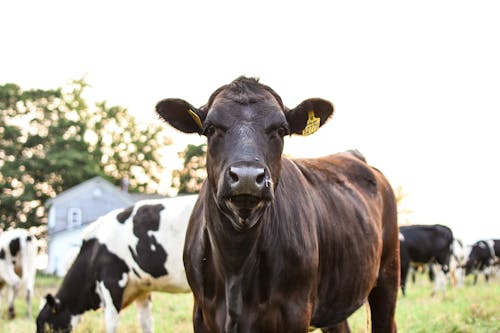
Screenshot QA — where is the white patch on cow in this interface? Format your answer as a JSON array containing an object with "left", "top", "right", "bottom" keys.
[
  {"left": 99, "top": 281, "right": 120, "bottom": 333},
  {"left": 95, "top": 283, "right": 104, "bottom": 308},
  {"left": 150, "top": 244, "right": 156, "bottom": 251},
  {"left": 118, "top": 273, "right": 128, "bottom": 288},
  {"left": 486, "top": 240, "right": 496, "bottom": 261},
  {"left": 398, "top": 233, "right": 405, "bottom": 242},
  {"left": 70, "top": 315, "right": 82, "bottom": 330}
]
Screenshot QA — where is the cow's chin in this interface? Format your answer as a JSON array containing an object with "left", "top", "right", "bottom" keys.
[{"left": 220, "top": 195, "right": 269, "bottom": 232}]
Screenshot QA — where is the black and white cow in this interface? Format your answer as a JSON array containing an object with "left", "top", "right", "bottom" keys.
[
  {"left": 465, "top": 239, "right": 500, "bottom": 284},
  {"left": 0, "top": 228, "right": 37, "bottom": 319},
  {"left": 399, "top": 224, "right": 454, "bottom": 296},
  {"left": 36, "top": 195, "right": 197, "bottom": 333}
]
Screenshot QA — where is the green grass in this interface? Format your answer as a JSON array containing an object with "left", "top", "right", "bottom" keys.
[{"left": 1, "top": 273, "right": 499, "bottom": 332}]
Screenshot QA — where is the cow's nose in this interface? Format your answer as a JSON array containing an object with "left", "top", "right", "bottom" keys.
[{"left": 228, "top": 165, "right": 266, "bottom": 196}]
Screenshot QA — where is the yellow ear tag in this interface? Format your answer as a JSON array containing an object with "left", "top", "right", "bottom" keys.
[
  {"left": 187, "top": 109, "right": 203, "bottom": 130},
  {"left": 302, "top": 111, "right": 321, "bottom": 136}
]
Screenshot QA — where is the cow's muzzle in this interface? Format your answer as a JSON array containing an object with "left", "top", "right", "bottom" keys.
[
  {"left": 228, "top": 165, "right": 268, "bottom": 196},
  {"left": 218, "top": 163, "right": 273, "bottom": 230}
]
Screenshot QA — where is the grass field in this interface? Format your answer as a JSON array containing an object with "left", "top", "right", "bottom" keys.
[{"left": 1, "top": 273, "right": 499, "bottom": 332}]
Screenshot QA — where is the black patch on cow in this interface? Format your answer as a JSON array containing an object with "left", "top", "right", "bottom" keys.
[
  {"left": 9, "top": 238, "right": 21, "bottom": 257},
  {"left": 26, "top": 235, "right": 32, "bottom": 242},
  {"left": 117, "top": 206, "right": 134, "bottom": 224},
  {"left": 0, "top": 248, "right": 5, "bottom": 259},
  {"left": 128, "top": 204, "right": 168, "bottom": 277}
]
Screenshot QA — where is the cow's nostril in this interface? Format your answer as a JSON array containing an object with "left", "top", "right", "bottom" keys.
[
  {"left": 229, "top": 169, "right": 239, "bottom": 183},
  {"left": 256, "top": 173, "right": 265, "bottom": 186}
]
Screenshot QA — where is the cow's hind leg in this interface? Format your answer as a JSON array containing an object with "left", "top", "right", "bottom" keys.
[
  {"left": 136, "top": 293, "right": 153, "bottom": 333},
  {"left": 321, "top": 320, "right": 351, "bottom": 333},
  {"left": 7, "top": 284, "right": 20, "bottom": 319},
  {"left": 368, "top": 254, "right": 399, "bottom": 333}
]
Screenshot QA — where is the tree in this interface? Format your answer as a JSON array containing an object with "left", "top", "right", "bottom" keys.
[
  {"left": 395, "top": 185, "right": 412, "bottom": 224},
  {"left": 172, "top": 143, "right": 207, "bottom": 194},
  {"left": 0, "top": 79, "right": 170, "bottom": 229}
]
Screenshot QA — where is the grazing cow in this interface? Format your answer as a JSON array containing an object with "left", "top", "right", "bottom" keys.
[
  {"left": 156, "top": 76, "right": 399, "bottom": 333},
  {"left": 0, "top": 228, "right": 37, "bottom": 319},
  {"left": 36, "top": 195, "right": 197, "bottom": 333},
  {"left": 465, "top": 239, "right": 500, "bottom": 284},
  {"left": 398, "top": 224, "right": 454, "bottom": 296}
]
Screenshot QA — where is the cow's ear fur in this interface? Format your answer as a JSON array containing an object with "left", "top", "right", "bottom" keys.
[
  {"left": 286, "top": 98, "right": 334, "bottom": 135},
  {"left": 156, "top": 98, "right": 206, "bottom": 135}
]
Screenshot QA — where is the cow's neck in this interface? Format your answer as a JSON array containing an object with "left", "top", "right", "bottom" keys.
[
  {"left": 57, "top": 243, "right": 102, "bottom": 315},
  {"left": 206, "top": 199, "right": 263, "bottom": 274},
  {"left": 55, "top": 284, "right": 99, "bottom": 318}
]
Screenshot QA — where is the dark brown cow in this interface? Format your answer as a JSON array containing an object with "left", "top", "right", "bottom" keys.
[{"left": 156, "top": 77, "right": 399, "bottom": 333}]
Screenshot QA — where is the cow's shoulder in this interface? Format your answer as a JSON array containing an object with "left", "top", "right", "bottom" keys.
[{"left": 289, "top": 153, "right": 378, "bottom": 194}]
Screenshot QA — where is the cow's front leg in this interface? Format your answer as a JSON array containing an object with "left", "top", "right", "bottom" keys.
[
  {"left": 192, "top": 301, "right": 213, "bottom": 333},
  {"left": 98, "top": 281, "right": 121, "bottom": 333},
  {"left": 136, "top": 293, "right": 153, "bottom": 333},
  {"left": 368, "top": 253, "right": 399, "bottom": 333}
]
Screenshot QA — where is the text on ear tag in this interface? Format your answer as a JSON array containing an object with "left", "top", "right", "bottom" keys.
[
  {"left": 302, "top": 111, "right": 321, "bottom": 136},
  {"left": 187, "top": 109, "right": 203, "bottom": 130}
]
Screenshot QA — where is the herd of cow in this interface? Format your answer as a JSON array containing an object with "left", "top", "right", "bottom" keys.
[{"left": 1, "top": 77, "right": 499, "bottom": 332}]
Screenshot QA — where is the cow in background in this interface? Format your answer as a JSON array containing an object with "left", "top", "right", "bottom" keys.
[
  {"left": 156, "top": 76, "right": 399, "bottom": 333},
  {"left": 399, "top": 224, "right": 454, "bottom": 296},
  {"left": 0, "top": 228, "right": 37, "bottom": 318},
  {"left": 36, "top": 195, "right": 197, "bottom": 333},
  {"left": 465, "top": 239, "right": 500, "bottom": 284},
  {"left": 449, "top": 238, "right": 468, "bottom": 288}
]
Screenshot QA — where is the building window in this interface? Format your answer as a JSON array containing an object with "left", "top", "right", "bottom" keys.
[{"left": 67, "top": 208, "right": 82, "bottom": 229}]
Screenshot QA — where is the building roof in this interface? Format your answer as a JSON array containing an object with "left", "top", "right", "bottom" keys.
[
  {"left": 44, "top": 176, "right": 135, "bottom": 208},
  {"left": 45, "top": 176, "right": 170, "bottom": 209}
]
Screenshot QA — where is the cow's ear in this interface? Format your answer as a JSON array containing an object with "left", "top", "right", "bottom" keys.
[
  {"left": 286, "top": 98, "right": 334, "bottom": 136},
  {"left": 45, "top": 294, "right": 61, "bottom": 312},
  {"left": 156, "top": 98, "right": 206, "bottom": 135}
]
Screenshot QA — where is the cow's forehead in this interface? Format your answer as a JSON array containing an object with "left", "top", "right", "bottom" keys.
[{"left": 208, "top": 94, "right": 284, "bottom": 121}]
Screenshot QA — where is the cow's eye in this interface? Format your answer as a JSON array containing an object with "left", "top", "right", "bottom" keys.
[
  {"left": 277, "top": 126, "right": 290, "bottom": 137},
  {"left": 203, "top": 125, "right": 216, "bottom": 137},
  {"left": 267, "top": 125, "right": 289, "bottom": 138}
]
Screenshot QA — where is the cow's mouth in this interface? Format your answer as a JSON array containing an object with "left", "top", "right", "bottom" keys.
[
  {"left": 228, "top": 195, "right": 261, "bottom": 218},
  {"left": 222, "top": 194, "right": 268, "bottom": 230}
]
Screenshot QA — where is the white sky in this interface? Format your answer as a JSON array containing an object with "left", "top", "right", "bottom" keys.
[{"left": 1, "top": 1, "right": 499, "bottom": 245}]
